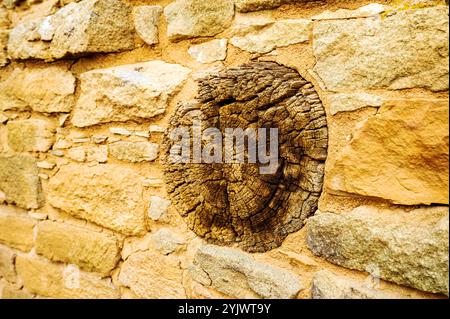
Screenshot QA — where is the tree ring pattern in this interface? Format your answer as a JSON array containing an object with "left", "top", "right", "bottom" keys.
[{"left": 162, "top": 62, "right": 328, "bottom": 252}]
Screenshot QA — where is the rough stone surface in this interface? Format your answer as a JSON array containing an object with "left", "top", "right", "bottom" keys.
[
  {"left": 328, "top": 93, "right": 383, "bottom": 115},
  {"left": 0, "top": 5, "right": 9, "bottom": 27},
  {"left": 91, "top": 135, "right": 108, "bottom": 144},
  {"left": 133, "top": 5, "right": 162, "bottom": 46},
  {"left": 85, "top": 145, "right": 108, "bottom": 163},
  {"left": 235, "top": 0, "right": 296, "bottom": 12},
  {"left": 0, "top": 64, "right": 75, "bottom": 113},
  {"left": 7, "top": 0, "right": 135, "bottom": 61},
  {"left": 2, "top": 0, "right": 22, "bottom": 9},
  {"left": 67, "top": 145, "right": 108, "bottom": 163},
  {"left": 118, "top": 251, "right": 185, "bottom": 298},
  {"left": 0, "top": 113, "right": 7, "bottom": 124},
  {"left": 313, "top": 6, "right": 449, "bottom": 91},
  {"left": 192, "top": 244, "right": 303, "bottom": 298},
  {"left": 307, "top": 206, "right": 449, "bottom": 295},
  {"left": 0, "top": 245, "right": 16, "bottom": 283},
  {"left": 0, "top": 283, "right": 34, "bottom": 299},
  {"left": 47, "top": 164, "right": 146, "bottom": 236},
  {"left": 230, "top": 18, "right": 311, "bottom": 54},
  {"left": 16, "top": 255, "right": 120, "bottom": 299},
  {"left": 0, "top": 208, "right": 35, "bottom": 252},
  {"left": 0, "top": 30, "right": 7, "bottom": 67},
  {"left": 7, "top": 119, "right": 55, "bottom": 152},
  {"left": 311, "top": 270, "right": 411, "bottom": 299},
  {"left": 164, "top": 0, "right": 235, "bottom": 41},
  {"left": 188, "top": 39, "right": 228, "bottom": 64},
  {"left": 150, "top": 228, "right": 185, "bottom": 255},
  {"left": 36, "top": 221, "right": 121, "bottom": 276},
  {"left": 0, "top": 155, "right": 43, "bottom": 209},
  {"left": 312, "top": 3, "right": 386, "bottom": 20},
  {"left": 37, "top": 161, "right": 55, "bottom": 169},
  {"left": 53, "top": 138, "right": 72, "bottom": 150},
  {"left": 66, "top": 147, "right": 86, "bottom": 162},
  {"left": 0, "top": 5, "right": 7, "bottom": 63},
  {"left": 148, "top": 196, "right": 171, "bottom": 221},
  {"left": 163, "top": 62, "right": 327, "bottom": 252},
  {"left": 328, "top": 99, "right": 449, "bottom": 205},
  {"left": 109, "top": 127, "right": 132, "bottom": 136},
  {"left": 71, "top": 61, "right": 190, "bottom": 127},
  {"left": 109, "top": 141, "right": 158, "bottom": 163}
]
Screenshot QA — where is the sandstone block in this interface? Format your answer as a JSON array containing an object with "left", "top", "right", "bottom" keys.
[
  {"left": 0, "top": 113, "right": 7, "bottom": 124},
  {"left": 188, "top": 39, "right": 228, "bottom": 64},
  {"left": 16, "top": 255, "right": 119, "bottom": 299},
  {"left": 71, "top": 61, "right": 190, "bottom": 127},
  {"left": 148, "top": 196, "right": 171, "bottom": 221},
  {"left": 7, "top": 0, "right": 135, "bottom": 61},
  {"left": 66, "top": 145, "right": 108, "bottom": 163},
  {"left": 133, "top": 6, "right": 162, "bottom": 46},
  {"left": 164, "top": 0, "right": 234, "bottom": 41},
  {"left": 86, "top": 145, "right": 107, "bottom": 163},
  {"left": 313, "top": 6, "right": 449, "bottom": 91},
  {"left": 66, "top": 147, "right": 86, "bottom": 162},
  {"left": 307, "top": 206, "right": 449, "bottom": 295},
  {"left": 0, "top": 64, "right": 75, "bottom": 113},
  {"left": 7, "top": 119, "right": 55, "bottom": 152},
  {"left": 0, "top": 244, "right": 16, "bottom": 283},
  {"left": 312, "top": 270, "right": 414, "bottom": 299},
  {"left": 230, "top": 17, "right": 311, "bottom": 53},
  {"left": 150, "top": 228, "right": 185, "bottom": 255},
  {"left": 1, "top": 283, "right": 34, "bottom": 299},
  {"left": 0, "top": 5, "right": 9, "bottom": 27},
  {"left": 0, "top": 207, "right": 35, "bottom": 252},
  {"left": 312, "top": 3, "right": 386, "bottom": 20},
  {"left": 192, "top": 244, "right": 303, "bottom": 298},
  {"left": 47, "top": 164, "right": 146, "bottom": 236},
  {"left": 118, "top": 251, "right": 185, "bottom": 298},
  {"left": 327, "top": 99, "right": 449, "bottom": 205},
  {"left": 36, "top": 221, "right": 121, "bottom": 276},
  {"left": 0, "top": 30, "right": 7, "bottom": 67},
  {"left": 108, "top": 141, "right": 158, "bottom": 163},
  {"left": 0, "top": 154, "right": 43, "bottom": 209},
  {"left": 2, "top": 0, "right": 21, "bottom": 9},
  {"left": 328, "top": 93, "right": 383, "bottom": 115},
  {"left": 235, "top": 0, "right": 294, "bottom": 12}
]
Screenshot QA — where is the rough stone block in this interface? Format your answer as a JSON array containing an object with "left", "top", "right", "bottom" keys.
[
  {"left": 0, "top": 155, "right": 43, "bottom": 209},
  {"left": 164, "top": 0, "right": 234, "bottom": 41},
  {"left": 0, "top": 64, "right": 75, "bottom": 113},
  {"left": 16, "top": 255, "right": 120, "bottom": 299},
  {"left": 313, "top": 6, "right": 449, "bottom": 91},
  {"left": 192, "top": 244, "right": 303, "bottom": 298},
  {"left": 327, "top": 99, "right": 449, "bottom": 205},
  {"left": 0, "top": 244, "right": 16, "bottom": 283},
  {"left": 307, "top": 206, "right": 449, "bottom": 295},
  {"left": 108, "top": 141, "right": 158, "bottom": 163},
  {"left": 133, "top": 5, "right": 162, "bottom": 46},
  {"left": 71, "top": 61, "right": 190, "bottom": 127},
  {"left": 118, "top": 251, "right": 185, "bottom": 298},
  {"left": 47, "top": 164, "right": 146, "bottom": 236},
  {"left": 36, "top": 221, "right": 121, "bottom": 276},
  {"left": 7, "top": 119, "right": 55, "bottom": 152},
  {"left": 7, "top": 0, "right": 135, "bottom": 61},
  {"left": 0, "top": 207, "right": 36, "bottom": 252}
]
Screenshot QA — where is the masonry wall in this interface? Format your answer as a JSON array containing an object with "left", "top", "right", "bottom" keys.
[{"left": 0, "top": 0, "right": 448, "bottom": 299}]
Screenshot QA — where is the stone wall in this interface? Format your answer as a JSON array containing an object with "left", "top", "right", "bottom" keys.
[{"left": 0, "top": 0, "right": 448, "bottom": 299}]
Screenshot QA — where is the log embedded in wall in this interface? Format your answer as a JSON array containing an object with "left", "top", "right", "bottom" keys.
[
  {"left": 0, "top": 0, "right": 448, "bottom": 300},
  {"left": 163, "top": 61, "right": 328, "bottom": 252}
]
